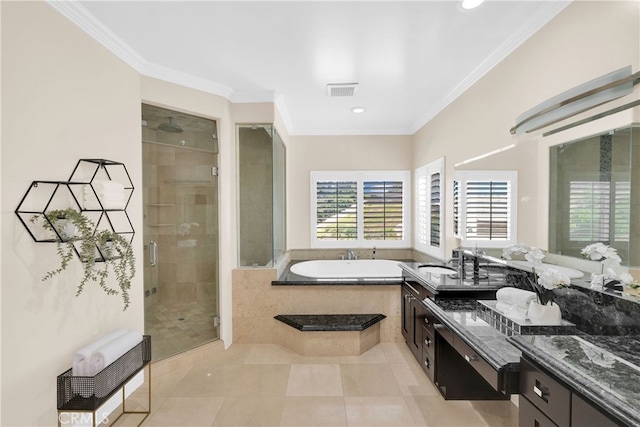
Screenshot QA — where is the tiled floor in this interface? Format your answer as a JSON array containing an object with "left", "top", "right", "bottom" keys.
[
  {"left": 145, "top": 300, "right": 219, "bottom": 359},
  {"left": 124, "top": 341, "right": 518, "bottom": 427}
]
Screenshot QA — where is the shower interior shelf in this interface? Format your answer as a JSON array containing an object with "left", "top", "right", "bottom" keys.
[{"left": 15, "top": 159, "right": 135, "bottom": 260}]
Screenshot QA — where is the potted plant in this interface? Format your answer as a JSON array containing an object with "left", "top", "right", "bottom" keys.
[{"left": 32, "top": 208, "right": 135, "bottom": 310}]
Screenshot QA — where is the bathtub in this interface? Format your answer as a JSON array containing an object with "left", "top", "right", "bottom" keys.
[{"left": 290, "top": 259, "right": 403, "bottom": 279}]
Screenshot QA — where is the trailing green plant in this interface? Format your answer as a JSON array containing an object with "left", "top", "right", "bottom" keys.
[{"left": 31, "top": 208, "right": 135, "bottom": 310}]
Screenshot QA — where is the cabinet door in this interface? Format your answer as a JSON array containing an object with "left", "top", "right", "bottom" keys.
[
  {"left": 520, "top": 359, "right": 570, "bottom": 427},
  {"left": 408, "top": 296, "right": 425, "bottom": 358},
  {"left": 571, "top": 394, "right": 619, "bottom": 427},
  {"left": 519, "top": 396, "right": 557, "bottom": 427}
]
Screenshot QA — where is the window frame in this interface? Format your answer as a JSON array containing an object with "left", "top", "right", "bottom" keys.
[
  {"left": 453, "top": 170, "right": 518, "bottom": 248},
  {"left": 310, "top": 170, "right": 411, "bottom": 248},
  {"left": 414, "top": 158, "right": 445, "bottom": 258}
]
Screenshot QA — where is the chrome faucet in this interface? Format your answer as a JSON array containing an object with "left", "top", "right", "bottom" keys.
[{"left": 347, "top": 249, "right": 357, "bottom": 260}]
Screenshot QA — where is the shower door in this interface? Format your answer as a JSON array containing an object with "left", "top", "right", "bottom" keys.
[{"left": 141, "top": 104, "right": 219, "bottom": 360}]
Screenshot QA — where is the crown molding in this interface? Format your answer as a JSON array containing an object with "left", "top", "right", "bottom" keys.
[{"left": 409, "top": 0, "right": 572, "bottom": 134}]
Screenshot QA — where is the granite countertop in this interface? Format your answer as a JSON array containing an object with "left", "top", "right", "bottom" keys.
[
  {"left": 423, "top": 298, "right": 522, "bottom": 372},
  {"left": 509, "top": 334, "right": 640, "bottom": 427},
  {"left": 400, "top": 262, "right": 508, "bottom": 294}
]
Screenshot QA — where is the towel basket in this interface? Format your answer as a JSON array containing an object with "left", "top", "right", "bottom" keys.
[{"left": 57, "top": 335, "right": 151, "bottom": 410}]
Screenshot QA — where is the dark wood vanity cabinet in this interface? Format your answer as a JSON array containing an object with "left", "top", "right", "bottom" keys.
[
  {"left": 401, "top": 282, "right": 426, "bottom": 362},
  {"left": 519, "top": 358, "right": 621, "bottom": 427}
]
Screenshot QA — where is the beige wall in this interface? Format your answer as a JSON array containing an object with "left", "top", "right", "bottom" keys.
[
  {"left": 1, "top": 2, "right": 142, "bottom": 425},
  {"left": 412, "top": 0, "right": 640, "bottom": 257},
  {"left": 287, "top": 135, "right": 413, "bottom": 249}
]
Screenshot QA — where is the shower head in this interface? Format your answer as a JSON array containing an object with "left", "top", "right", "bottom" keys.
[{"left": 158, "top": 117, "right": 183, "bottom": 133}]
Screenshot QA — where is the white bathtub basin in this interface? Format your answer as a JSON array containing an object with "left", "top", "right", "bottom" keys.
[
  {"left": 290, "top": 259, "right": 402, "bottom": 279},
  {"left": 417, "top": 265, "right": 457, "bottom": 275},
  {"left": 509, "top": 260, "right": 584, "bottom": 279}
]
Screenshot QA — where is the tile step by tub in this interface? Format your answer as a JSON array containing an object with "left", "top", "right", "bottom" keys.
[{"left": 274, "top": 314, "right": 386, "bottom": 357}]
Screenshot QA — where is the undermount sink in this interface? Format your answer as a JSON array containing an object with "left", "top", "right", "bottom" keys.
[{"left": 417, "top": 264, "right": 457, "bottom": 275}]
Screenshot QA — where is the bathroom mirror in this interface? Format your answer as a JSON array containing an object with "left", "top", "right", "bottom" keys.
[
  {"left": 454, "top": 124, "right": 640, "bottom": 268},
  {"left": 549, "top": 125, "right": 639, "bottom": 267}
]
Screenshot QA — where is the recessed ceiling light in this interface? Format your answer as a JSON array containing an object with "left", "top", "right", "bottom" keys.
[
  {"left": 352, "top": 107, "right": 365, "bottom": 114},
  {"left": 461, "top": 0, "right": 485, "bottom": 10}
]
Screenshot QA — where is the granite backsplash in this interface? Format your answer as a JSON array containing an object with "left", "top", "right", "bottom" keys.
[{"left": 502, "top": 265, "right": 640, "bottom": 336}]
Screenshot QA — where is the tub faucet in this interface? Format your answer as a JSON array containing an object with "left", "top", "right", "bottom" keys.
[{"left": 347, "top": 249, "right": 357, "bottom": 260}]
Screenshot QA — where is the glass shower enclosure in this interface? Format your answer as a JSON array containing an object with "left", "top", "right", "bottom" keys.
[
  {"left": 141, "top": 104, "right": 219, "bottom": 360},
  {"left": 237, "top": 124, "right": 286, "bottom": 267}
]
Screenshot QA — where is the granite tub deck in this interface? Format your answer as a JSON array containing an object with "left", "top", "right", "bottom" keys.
[{"left": 274, "top": 314, "right": 386, "bottom": 357}]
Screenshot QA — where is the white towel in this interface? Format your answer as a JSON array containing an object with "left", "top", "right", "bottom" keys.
[
  {"left": 496, "top": 287, "right": 536, "bottom": 309},
  {"left": 72, "top": 329, "right": 128, "bottom": 377},
  {"left": 496, "top": 301, "right": 528, "bottom": 320},
  {"left": 88, "top": 330, "right": 143, "bottom": 376}
]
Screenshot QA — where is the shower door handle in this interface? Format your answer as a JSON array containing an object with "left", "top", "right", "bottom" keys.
[{"left": 150, "top": 240, "right": 158, "bottom": 267}]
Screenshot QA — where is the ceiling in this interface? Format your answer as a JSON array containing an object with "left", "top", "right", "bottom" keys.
[{"left": 53, "top": 1, "right": 571, "bottom": 136}]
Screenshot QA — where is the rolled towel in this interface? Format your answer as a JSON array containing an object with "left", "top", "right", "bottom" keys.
[
  {"left": 88, "top": 330, "right": 143, "bottom": 376},
  {"left": 72, "top": 329, "right": 128, "bottom": 377},
  {"left": 496, "top": 301, "right": 528, "bottom": 320},
  {"left": 496, "top": 287, "right": 536, "bottom": 309}
]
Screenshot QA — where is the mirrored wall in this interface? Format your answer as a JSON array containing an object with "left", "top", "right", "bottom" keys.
[
  {"left": 237, "top": 124, "right": 286, "bottom": 267},
  {"left": 549, "top": 125, "right": 640, "bottom": 267}
]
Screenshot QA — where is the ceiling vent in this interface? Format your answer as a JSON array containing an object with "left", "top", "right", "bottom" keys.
[{"left": 327, "top": 83, "right": 358, "bottom": 97}]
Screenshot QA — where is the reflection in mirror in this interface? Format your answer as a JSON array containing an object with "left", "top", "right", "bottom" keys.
[{"left": 549, "top": 125, "right": 639, "bottom": 268}]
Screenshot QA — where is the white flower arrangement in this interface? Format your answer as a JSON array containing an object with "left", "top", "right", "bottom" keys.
[
  {"left": 529, "top": 267, "right": 569, "bottom": 305},
  {"left": 580, "top": 242, "right": 622, "bottom": 264},
  {"left": 581, "top": 242, "right": 638, "bottom": 290},
  {"left": 502, "top": 244, "right": 546, "bottom": 266}
]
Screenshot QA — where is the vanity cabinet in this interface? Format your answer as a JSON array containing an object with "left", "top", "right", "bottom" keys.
[
  {"left": 519, "top": 358, "right": 620, "bottom": 427},
  {"left": 401, "top": 282, "right": 426, "bottom": 361}
]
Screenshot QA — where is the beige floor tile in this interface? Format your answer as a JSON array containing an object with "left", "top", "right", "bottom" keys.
[
  {"left": 404, "top": 395, "right": 497, "bottom": 427},
  {"left": 142, "top": 397, "right": 224, "bottom": 426},
  {"left": 389, "top": 363, "right": 440, "bottom": 397},
  {"left": 341, "top": 364, "right": 403, "bottom": 396},
  {"left": 345, "top": 396, "right": 416, "bottom": 426},
  {"left": 280, "top": 397, "right": 348, "bottom": 427},
  {"left": 170, "top": 363, "right": 243, "bottom": 397},
  {"left": 470, "top": 400, "right": 519, "bottom": 427},
  {"left": 378, "top": 342, "right": 417, "bottom": 364},
  {"left": 228, "top": 364, "right": 291, "bottom": 397},
  {"left": 339, "top": 343, "right": 388, "bottom": 364},
  {"left": 245, "top": 344, "right": 297, "bottom": 364},
  {"left": 286, "top": 364, "right": 343, "bottom": 396},
  {"left": 212, "top": 396, "right": 285, "bottom": 426}
]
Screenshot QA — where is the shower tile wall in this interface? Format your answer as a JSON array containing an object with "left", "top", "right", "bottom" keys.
[{"left": 145, "top": 145, "right": 218, "bottom": 300}]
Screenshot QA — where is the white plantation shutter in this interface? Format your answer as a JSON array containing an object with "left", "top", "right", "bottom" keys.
[
  {"left": 568, "top": 178, "right": 630, "bottom": 243},
  {"left": 311, "top": 171, "right": 410, "bottom": 248},
  {"left": 614, "top": 181, "right": 630, "bottom": 242},
  {"left": 415, "top": 158, "right": 444, "bottom": 257},
  {"left": 363, "top": 180, "right": 404, "bottom": 240},
  {"left": 454, "top": 170, "right": 517, "bottom": 247},
  {"left": 569, "top": 181, "right": 610, "bottom": 242},
  {"left": 315, "top": 180, "right": 357, "bottom": 241}
]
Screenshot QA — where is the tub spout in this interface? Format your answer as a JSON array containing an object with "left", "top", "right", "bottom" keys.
[{"left": 347, "top": 249, "right": 357, "bottom": 260}]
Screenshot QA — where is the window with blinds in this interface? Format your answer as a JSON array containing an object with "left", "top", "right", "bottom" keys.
[
  {"left": 315, "top": 181, "right": 357, "bottom": 240},
  {"left": 363, "top": 181, "right": 404, "bottom": 240},
  {"left": 453, "top": 170, "right": 517, "bottom": 247},
  {"left": 414, "top": 158, "right": 444, "bottom": 257},
  {"left": 465, "top": 180, "right": 510, "bottom": 240},
  {"left": 311, "top": 171, "right": 410, "bottom": 248},
  {"left": 568, "top": 180, "right": 630, "bottom": 243}
]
